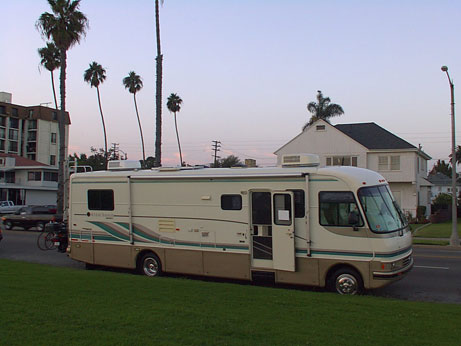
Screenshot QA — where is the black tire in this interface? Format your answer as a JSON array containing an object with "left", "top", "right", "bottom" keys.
[
  {"left": 4, "top": 221, "right": 13, "bottom": 230},
  {"left": 139, "top": 252, "right": 162, "bottom": 277},
  {"left": 36, "top": 221, "right": 45, "bottom": 232},
  {"left": 44, "top": 232, "right": 56, "bottom": 250},
  {"left": 328, "top": 267, "right": 363, "bottom": 295},
  {"left": 37, "top": 232, "right": 48, "bottom": 251}
]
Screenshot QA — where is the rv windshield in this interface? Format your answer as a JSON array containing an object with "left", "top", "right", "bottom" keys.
[{"left": 358, "top": 185, "right": 407, "bottom": 233}]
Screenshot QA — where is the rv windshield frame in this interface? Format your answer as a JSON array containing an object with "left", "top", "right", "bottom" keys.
[{"left": 358, "top": 184, "right": 408, "bottom": 234}]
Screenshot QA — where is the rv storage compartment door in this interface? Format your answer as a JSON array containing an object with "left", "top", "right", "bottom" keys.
[{"left": 271, "top": 191, "right": 295, "bottom": 272}]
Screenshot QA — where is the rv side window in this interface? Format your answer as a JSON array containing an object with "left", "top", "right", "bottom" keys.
[
  {"left": 221, "top": 194, "right": 242, "bottom": 210},
  {"left": 88, "top": 189, "right": 114, "bottom": 211},
  {"left": 290, "top": 190, "right": 305, "bottom": 218},
  {"left": 273, "top": 194, "right": 292, "bottom": 226},
  {"left": 319, "top": 191, "right": 363, "bottom": 227}
]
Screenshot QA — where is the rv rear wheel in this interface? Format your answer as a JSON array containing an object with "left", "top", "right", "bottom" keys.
[
  {"left": 140, "top": 253, "right": 162, "bottom": 277},
  {"left": 328, "top": 268, "right": 363, "bottom": 295}
]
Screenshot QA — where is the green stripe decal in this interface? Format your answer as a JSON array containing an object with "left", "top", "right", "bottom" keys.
[{"left": 89, "top": 221, "right": 130, "bottom": 241}]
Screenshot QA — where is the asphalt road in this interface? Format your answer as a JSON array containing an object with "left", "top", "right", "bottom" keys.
[{"left": 1, "top": 229, "right": 460, "bottom": 304}]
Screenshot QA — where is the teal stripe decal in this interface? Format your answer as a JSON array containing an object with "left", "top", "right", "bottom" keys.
[
  {"left": 132, "top": 178, "right": 304, "bottom": 183},
  {"left": 375, "top": 246, "right": 412, "bottom": 258},
  {"left": 311, "top": 250, "right": 373, "bottom": 258},
  {"left": 72, "top": 181, "right": 127, "bottom": 184},
  {"left": 89, "top": 221, "right": 130, "bottom": 241}
]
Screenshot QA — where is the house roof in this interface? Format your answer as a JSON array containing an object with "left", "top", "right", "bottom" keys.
[
  {"left": 0, "top": 153, "right": 50, "bottom": 167},
  {"left": 427, "top": 172, "right": 461, "bottom": 186},
  {"left": 334, "top": 122, "right": 415, "bottom": 150}
]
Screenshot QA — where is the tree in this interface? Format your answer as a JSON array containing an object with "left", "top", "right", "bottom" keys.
[
  {"left": 37, "top": 42, "right": 61, "bottom": 110},
  {"left": 429, "top": 159, "right": 452, "bottom": 178},
  {"left": 84, "top": 61, "right": 108, "bottom": 170},
  {"left": 166, "top": 93, "right": 184, "bottom": 166},
  {"left": 37, "top": 0, "right": 89, "bottom": 215},
  {"left": 123, "top": 71, "right": 146, "bottom": 166},
  {"left": 69, "top": 147, "right": 105, "bottom": 171},
  {"left": 214, "top": 155, "right": 242, "bottom": 168},
  {"left": 303, "top": 90, "right": 344, "bottom": 130},
  {"left": 154, "top": 0, "right": 165, "bottom": 167}
]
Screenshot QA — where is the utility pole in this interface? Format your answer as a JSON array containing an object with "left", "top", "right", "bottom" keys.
[
  {"left": 212, "top": 140, "right": 221, "bottom": 167},
  {"left": 441, "top": 65, "right": 459, "bottom": 246}
]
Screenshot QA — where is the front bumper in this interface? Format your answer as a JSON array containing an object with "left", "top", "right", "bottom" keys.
[{"left": 372, "top": 255, "right": 414, "bottom": 279}]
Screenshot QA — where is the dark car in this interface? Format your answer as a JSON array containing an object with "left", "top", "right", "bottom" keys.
[{"left": 1, "top": 205, "right": 58, "bottom": 231}]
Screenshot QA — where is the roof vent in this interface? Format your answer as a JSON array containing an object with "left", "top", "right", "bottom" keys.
[
  {"left": 281, "top": 154, "right": 320, "bottom": 167},
  {"left": 107, "top": 160, "right": 141, "bottom": 171}
]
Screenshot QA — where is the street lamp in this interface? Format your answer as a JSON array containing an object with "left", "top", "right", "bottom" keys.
[{"left": 441, "top": 65, "right": 459, "bottom": 246}]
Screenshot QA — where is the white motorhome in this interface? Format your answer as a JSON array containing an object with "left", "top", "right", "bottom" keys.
[{"left": 68, "top": 154, "right": 413, "bottom": 294}]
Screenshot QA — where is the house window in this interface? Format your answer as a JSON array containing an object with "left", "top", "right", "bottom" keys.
[
  {"left": 51, "top": 132, "right": 57, "bottom": 144},
  {"left": 0, "top": 116, "right": 5, "bottom": 127},
  {"left": 9, "top": 118, "right": 19, "bottom": 129},
  {"left": 221, "top": 194, "right": 242, "bottom": 210},
  {"left": 12, "top": 108, "right": 18, "bottom": 116},
  {"left": 378, "top": 155, "right": 400, "bottom": 171},
  {"left": 0, "top": 140, "right": 5, "bottom": 151},
  {"left": 88, "top": 189, "right": 114, "bottom": 211},
  {"left": 0, "top": 128, "right": 5, "bottom": 139},
  {"left": 8, "top": 129, "right": 18, "bottom": 140},
  {"left": 319, "top": 191, "right": 363, "bottom": 227},
  {"left": 8, "top": 141, "right": 18, "bottom": 152},
  {"left": 28, "top": 171, "right": 42, "bottom": 181},
  {"left": 326, "top": 156, "right": 358, "bottom": 167},
  {"left": 50, "top": 155, "right": 56, "bottom": 166},
  {"left": 0, "top": 106, "right": 5, "bottom": 115},
  {"left": 44, "top": 172, "right": 58, "bottom": 182},
  {"left": 28, "top": 120, "right": 37, "bottom": 130},
  {"left": 316, "top": 125, "right": 326, "bottom": 131},
  {"left": 5, "top": 171, "right": 15, "bottom": 183}
]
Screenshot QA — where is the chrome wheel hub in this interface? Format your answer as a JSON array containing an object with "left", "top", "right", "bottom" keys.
[{"left": 336, "top": 274, "right": 358, "bottom": 295}]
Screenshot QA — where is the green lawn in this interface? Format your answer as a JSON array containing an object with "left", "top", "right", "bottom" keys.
[
  {"left": 413, "top": 219, "right": 461, "bottom": 238},
  {"left": 412, "top": 239, "right": 450, "bottom": 246},
  {"left": 1, "top": 260, "right": 460, "bottom": 345}
]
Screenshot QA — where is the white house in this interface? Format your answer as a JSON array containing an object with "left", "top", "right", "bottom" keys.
[
  {"left": 427, "top": 172, "right": 460, "bottom": 202},
  {"left": 0, "top": 154, "right": 58, "bottom": 205},
  {"left": 274, "top": 120, "right": 432, "bottom": 217}
]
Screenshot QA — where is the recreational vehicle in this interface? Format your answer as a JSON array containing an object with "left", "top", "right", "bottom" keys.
[{"left": 68, "top": 154, "right": 413, "bottom": 294}]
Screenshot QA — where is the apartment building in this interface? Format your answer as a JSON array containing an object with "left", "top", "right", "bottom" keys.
[{"left": 0, "top": 92, "right": 70, "bottom": 205}]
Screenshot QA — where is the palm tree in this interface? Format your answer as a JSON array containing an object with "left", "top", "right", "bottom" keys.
[
  {"left": 303, "top": 90, "right": 344, "bottom": 130},
  {"left": 123, "top": 71, "right": 146, "bottom": 166},
  {"left": 36, "top": 0, "right": 88, "bottom": 215},
  {"left": 38, "top": 42, "right": 60, "bottom": 110},
  {"left": 84, "top": 62, "right": 108, "bottom": 170},
  {"left": 154, "top": 0, "right": 164, "bottom": 167},
  {"left": 166, "top": 93, "right": 183, "bottom": 166}
]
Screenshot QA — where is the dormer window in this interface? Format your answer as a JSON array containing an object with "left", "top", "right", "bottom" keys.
[{"left": 316, "top": 125, "right": 326, "bottom": 131}]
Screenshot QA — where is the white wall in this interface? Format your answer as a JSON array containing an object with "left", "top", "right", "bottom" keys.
[
  {"left": 367, "top": 151, "right": 417, "bottom": 182},
  {"left": 276, "top": 120, "right": 368, "bottom": 166}
]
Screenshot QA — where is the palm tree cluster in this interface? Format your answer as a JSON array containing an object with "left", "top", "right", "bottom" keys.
[
  {"left": 303, "top": 90, "right": 344, "bottom": 130},
  {"left": 36, "top": 0, "right": 88, "bottom": 215}
]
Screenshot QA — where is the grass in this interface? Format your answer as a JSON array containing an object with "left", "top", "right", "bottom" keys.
[
  {"left": 1, "top": 260, "right": 461, "bottom": 345},
  {"left": 412, "top": 239, "right": 450, "bottom": 246},
  {"left": 413, "top": 219, "right": 461, "bottom": 238}
]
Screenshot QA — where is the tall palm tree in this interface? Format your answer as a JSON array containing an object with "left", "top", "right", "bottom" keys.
[
  {"left": 123, "top": 71, "right": 146, "bottom": 166},
  {"left": 38, "top": 42, "right": 61, "bottom": 110},
  {"left": 166, "top": 93, "right": 183, "bottom": 166},
  {"left": 36, "top": 0, "right": 88, "bottom": 215},
  {"left": 303, "top": 90, "right": 344, "bottom": 130},
  {"left": 154, "top": 0, "right": 164, "bottom": 167},
  {"left": 84, "top": 62, "right": 108, "bottom": 170}
]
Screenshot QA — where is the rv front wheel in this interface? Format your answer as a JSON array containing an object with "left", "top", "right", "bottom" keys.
[
  {"left": 140, "top": 253, "right": 162, "bottom": 277},
  {"left": 328, "top": 268, "right": 363, "bottom": 295}
]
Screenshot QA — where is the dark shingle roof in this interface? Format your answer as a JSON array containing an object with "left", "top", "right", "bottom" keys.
[{"left": 334, "top": 122, "right": 416, "bottom": 150}]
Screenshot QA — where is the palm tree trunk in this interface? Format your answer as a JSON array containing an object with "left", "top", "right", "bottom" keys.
[
  {"left": 154, "top": 0, "right": 163, "bottom": 167},
  {"left": 57, "top": 48, "right": 67, "bottom": 215},
  {"left": 174, "top": 112, "right": 183, "bottom": 166},
  {"left": 133, "top": 93, "right": 146, "bottom": 165},
  {"left": 50, "top": 71, "right": 58, "bottom": 111},
  {"left": 96, "top": 86, "right": 108, "bottom": 170}
]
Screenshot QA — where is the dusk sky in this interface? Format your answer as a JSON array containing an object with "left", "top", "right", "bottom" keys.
[{"left": 2, "top": 0, "right": 461, "bottom": 168}]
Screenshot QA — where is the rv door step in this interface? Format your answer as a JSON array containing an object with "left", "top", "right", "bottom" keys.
[{"left": 251, "top": 270, "right": 275, "bottom": 284}]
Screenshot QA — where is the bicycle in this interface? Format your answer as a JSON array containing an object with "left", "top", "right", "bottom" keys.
[{"left": 37, "top": 225, "right": 57, "bottom": 251}]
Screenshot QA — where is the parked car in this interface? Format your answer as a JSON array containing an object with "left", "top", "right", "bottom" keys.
[
  {"left": 1, "top": 205, "right": 58, "bottom": 231},
  {"left": 0, "top": 201, "right": 25, "bottom": 215}
]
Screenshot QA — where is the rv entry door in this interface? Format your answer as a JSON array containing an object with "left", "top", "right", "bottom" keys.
[{"left": 271, "top": 191, "right": 295, "bottom": 272}]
